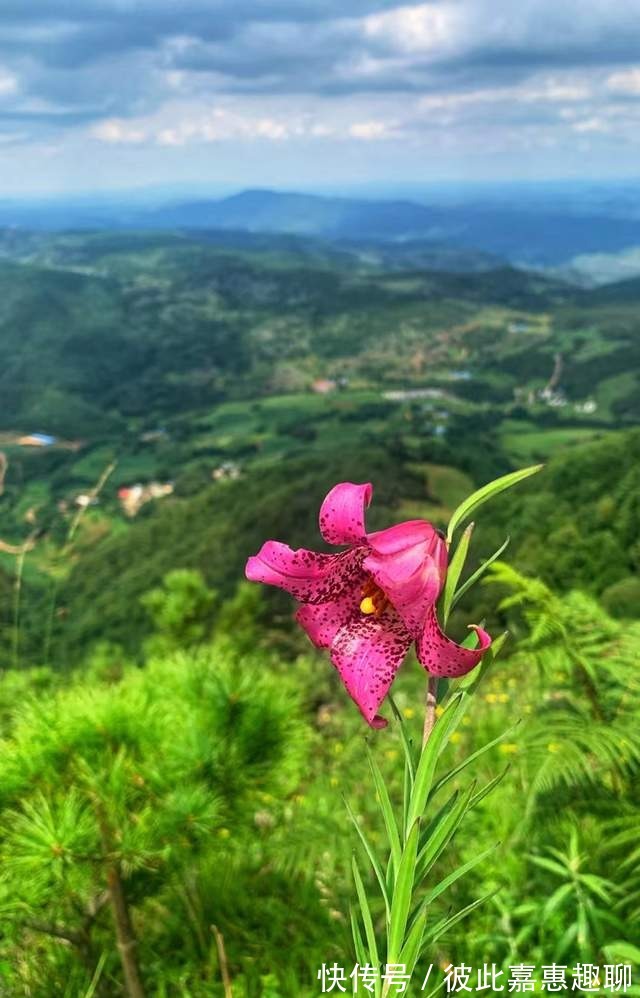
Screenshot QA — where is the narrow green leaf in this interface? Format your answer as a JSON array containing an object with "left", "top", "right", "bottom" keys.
[
  {"left": 83, "top": 953, "right": 107, "bottom": 998},
  {"left": 442, "top": 522, "right": 474, "bottom": 626},
  {"left": 350, "top": 905, "right": 368, "bottom": 967},
  {"left": 407, "top": 693, "right": 463, "bottom": 830},
  {"left": 430, "top": 722, "right": 521, "bottom": 800},
  {"left": 424, "top": 888, "right": 499, "bottom": 944},
  {"left": 470, "top": 766, "right": 511, "bottom": 808},
  {"left": 489, "top": 631, "right": 509, "bottom": 663},
  {"left": 528, "top": 855, "right": 568, "bottom": 878},
  {"left": 368, "top": 748, "right": 402, "bottom": 883},
  {"left": 543, "top": 882, "right": 573, "bottom": 919},
  {"left": 352, "top": 856, "right": 380, "bottom": 970},
  {"left": 603, "top": 941, "right": 640, "bottom": 963},
  {"left": 451, "top": 536, "right": 510, "bottom": 611},
  {"left": 344, "top": 797, "right": 390, "bottom": 917},
  {"left": 387, "top": 820, "right": 420, "bottom": 964},
  {"left": 402, "top": 755, "right": 411, "bottom": 842},
  {"left": 422, "top": 975, "right": 447, "bottom": 998},
  {"left": 556, "top": 921, "right": 578, "bottom": 960},
  {"left": 446, "top": 464, "right": 543, "bottom": 543},
  {"left": 415, "top": 784, "right": 475, "bottom": 882},
  {"left": 385, "top": 854, "right": 395, "bottom": 906},
  {"left": 422, "top": 844, "right": 498, "bottom": 906},
  {"left": 389, "top": 696, "right": 416, "bottom": 783},
  {"left": 579, "top": 874, "right": 614, "bottom": 904},
  {"left": 398, "top": 906, "right": 427, "bottom": 973},
  {"left": 418, "top": 786, "right": 460, "bottom": 850}
]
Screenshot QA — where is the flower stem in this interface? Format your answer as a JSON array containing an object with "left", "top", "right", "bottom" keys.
[{"left": 422, "top": 675, "right": 439, "bottom": 747}]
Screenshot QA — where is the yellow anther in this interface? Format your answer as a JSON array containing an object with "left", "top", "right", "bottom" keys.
[{"left": 360, "top": 596, "right": 376, "bottom": 615}]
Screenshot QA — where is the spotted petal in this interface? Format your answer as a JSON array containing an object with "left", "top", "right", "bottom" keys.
[
  {"left": 295, "top": 587, "right": 363, "bottom": 649},
  {"left": 330, "top": 610, "right": 412, "bottom": 728},
  {"left": 417, "top": 606, "right": 491, "bottom": 678},
  {"left": 246, "top": 542, "right": 363, "bottom": 604},
  {"left": 319, "top": 481, "right": 372, "bottom": 546},
  {"left": 364, "top": 521, "right": 448, "bottom": 636}
]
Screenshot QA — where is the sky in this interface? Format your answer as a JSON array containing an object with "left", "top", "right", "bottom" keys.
[{"left": 2, "top": 0, "right": 640, "bottom": 196}]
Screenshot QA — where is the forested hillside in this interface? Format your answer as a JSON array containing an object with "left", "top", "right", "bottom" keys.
[{"left": 0, "top": 230, "right": 638, "bottom": 996}]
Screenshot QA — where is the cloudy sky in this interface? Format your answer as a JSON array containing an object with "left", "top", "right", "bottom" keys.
[{"left": 2, "top": 0, "right": 640, "bottom": 195}]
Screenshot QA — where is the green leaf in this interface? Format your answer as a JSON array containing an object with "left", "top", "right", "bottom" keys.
[
  {"left": 402, "top": 756, "right": 412, "bottom": 842},
  {"left": 470, "top": 766, "right": 511, "bottom": 808},
  {"left": 442, "top": 522, "right": 474, "bottom": 626},
  {"left": 83, "top": 953, "right": 107, "bottom": 998},
  {"left": 528, "top": 855, "right": 568, "bottom": 878},
  {"left": 421, "top": 844, "right": 498, "bottom": 906},
  {"left": 415, "top": 784, "right": 475, "bottom": 882},
  {"left": 407, "top": 692, "right": 463, "bottom": 830},
  {"left": 387, "top": 820, "right": 420, "bottom": 964},
  {"left": 579, "top": 874, "right": 614, "bottom": 904},
  {"left": 344, "top": 797, "right": 390, "bottom": 918},
  {"left": 603, "top": 941, "right": 640, "bottom": 963},
  {"left": 450, "top": 536, "right": 510, "bottom": 611},
  {"left": 350, "top": 906, "right": 368, "bottom": 969},
  {"left": 431, "top": 722, "right": 521, "bottom": 800},
  {"left": 424, "top": 888, "right": 499, "bottom": 944},
  {"left": 352, "top": 856, "right": 380, "bottom": 970},
  {"left": 489, "top": 631, "right": 509, "bottom": 663},
  {"left": 556, "top": 921, "right": 578, "bottom": 960},
  {"left": 389, "top": 696, "right": 416, "bottom": 783},
  {"left": 398, "top": 906, "right": 427, "bottom": 974},
  {"left": 446, "top": 465, "right": 543, "bottom": 543},
  {"left": 368, "top": 748, "right": 402, "bottom": 883},
  {"left": 543, "top": 882, "right": 573, "bottom": 918}
]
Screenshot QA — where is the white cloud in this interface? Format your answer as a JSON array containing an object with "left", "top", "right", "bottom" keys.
[
  {"left": 254, "top": 118, "right": 289, "bottom": 140},
  {"left": 362, "top": 3, "right": 460, "bottom": 54},
  {"left": 0, "top": 69, "right": 18, "bottom": 97},
  {"left": 92, "top": 101, "right": 397, "bottom": 148},
  {"left": 418, "top": 76, "right": 591, "bottom": 112},
  {"left": 93, "top": 106, "right": 298, "bottom": 147},
  {"left": 606, "top": 67, "right": 640, "bottom": 95},
  {"left": 91, "top": 119, "right": 147, "bottom": 144},
  {"left": 572, "top": 116, "right": 609, "bottom": 133},
  {"left": 349, "top": 119, "right": 391, "bottom": 139}
]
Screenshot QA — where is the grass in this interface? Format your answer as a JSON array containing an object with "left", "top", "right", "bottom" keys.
[
  {"left": 501, "top": 425, "right": 609, "bottom": 462},
  {"left": 401, "top": 463, "right": 475, "bottom": 525},
  {"left": 595, "top": 371, "right": 639, "bottom": 420}
]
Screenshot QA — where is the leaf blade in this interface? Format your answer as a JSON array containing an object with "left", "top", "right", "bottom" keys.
[
  {"left": 446, "top": 465, "right": 543, "bottom": 543},
  {"left": 442, "top": 522, "right": 474, "bottom": 626}
]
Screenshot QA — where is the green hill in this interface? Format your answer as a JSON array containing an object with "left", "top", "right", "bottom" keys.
[{"left": 1, "top": 229, "right": 640, "bottom": 668}]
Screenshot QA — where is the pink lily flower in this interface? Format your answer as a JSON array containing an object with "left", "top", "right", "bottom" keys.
[{"left": 245, "top": 482, "right": 491, "bottom": 728}]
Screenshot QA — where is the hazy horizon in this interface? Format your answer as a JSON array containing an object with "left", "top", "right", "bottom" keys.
[{"left": 3, "top": 175, "right": 640, "bottom": 207}]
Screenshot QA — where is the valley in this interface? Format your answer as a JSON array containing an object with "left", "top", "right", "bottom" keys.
[{"left": 0, "top": 228, "right": 637, "bottom": 667}]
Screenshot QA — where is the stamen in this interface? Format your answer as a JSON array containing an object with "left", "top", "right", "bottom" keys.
[{"left": 359, "top": 581, "right": 389, "bottom": 617}]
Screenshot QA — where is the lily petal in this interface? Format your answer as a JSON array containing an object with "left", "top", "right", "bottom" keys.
[
  {"left": 417, "top": 606, "right": 492, "bottom": 678},
  {"left": 319, "top": 481, "right": 372, "bottom": 546},
  {"left": 295, "top": 588, "right": 363, "bottom": 649},
  {"left": 363, "top": 524, "right": 447, "bottom": 636},
  {"left": 246, "top": 542, "right": 364, "bottom": 604},
  {"left": 330, "top": 610, "right": 412, "bottom": 728},
  {"left": 367, "top": 520, "right": 443, "bottom": 556}
]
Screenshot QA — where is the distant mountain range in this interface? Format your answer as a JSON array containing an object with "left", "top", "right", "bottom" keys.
[{"left": 2, "top": 186, "right": 640, "bottom": 280}]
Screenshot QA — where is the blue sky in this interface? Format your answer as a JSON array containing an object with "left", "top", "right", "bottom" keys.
[{"left": 2, "top": 0, "right": 640, "bottom": 195}]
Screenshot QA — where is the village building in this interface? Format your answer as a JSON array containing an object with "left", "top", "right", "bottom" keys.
[{"left": 118, "top": 482, "right": 174, "bottom": 518}]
